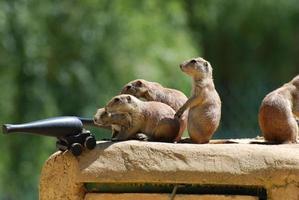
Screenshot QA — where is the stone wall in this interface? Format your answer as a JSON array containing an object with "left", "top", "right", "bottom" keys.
[{"left": 39, "top": 140, "right": 299, "bottom": 200}]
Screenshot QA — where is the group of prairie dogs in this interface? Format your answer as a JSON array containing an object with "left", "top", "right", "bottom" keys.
[{"left": 94, "top": 57, "right": 299, "bottom": 144}]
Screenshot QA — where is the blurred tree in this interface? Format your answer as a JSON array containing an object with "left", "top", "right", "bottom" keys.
[{"left": 0, "top": 0, "right": 195, "bottom": 199}]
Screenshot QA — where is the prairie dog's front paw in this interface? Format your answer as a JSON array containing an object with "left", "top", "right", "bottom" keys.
[
  {"left": 111, "top": 137, "right": 119, "bottom": 141},
  {"left": 136, "top": 133, "right": 149, "bottom": 141}
]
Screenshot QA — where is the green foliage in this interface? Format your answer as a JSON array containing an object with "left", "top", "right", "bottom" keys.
[
  {"left": 184, "top": 0, "right": 299, "bottom": 138},
  {"left": 0, "top": 0, "right": 195, "bottom": 199},
  {"left": 0, "top": 0, "right": 298, "bottom": 199}
]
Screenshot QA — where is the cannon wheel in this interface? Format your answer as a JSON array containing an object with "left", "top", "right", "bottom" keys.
[
  {"left": 70, "top": 143, "right": 83, "bottom": 156},
  {"left": 84, "top": 136, "right": 96, "bottom": 150}
]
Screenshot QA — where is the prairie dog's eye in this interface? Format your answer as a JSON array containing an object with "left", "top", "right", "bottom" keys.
[
  {"left": 100, "top": 111, "right": 107, "bottom": 118},
  {"left": 113, "top": 98, "right": 120, "bottom": 103},
  {"left": 135, "top": 80, "right": 143, "bottom": 87},
  {"left": 190, "top": 59, "right": 196, "bottom": 64},
  {"left": 203, "top": 62, "right": 209, "bottom": 67}
]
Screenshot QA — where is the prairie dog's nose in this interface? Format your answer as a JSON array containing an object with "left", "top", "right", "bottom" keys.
[
  {"left": 126, "top": 85, "right": 132, "bottom": 90},
  {"left": 179, "top": 64, "right": 183, "bottom": 69}
]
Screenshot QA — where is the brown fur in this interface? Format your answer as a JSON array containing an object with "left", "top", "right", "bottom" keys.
[
  {"left": 105, "top": 94, "right": 180, "bottom": 142},
  {"left": 175, "top": 57, "right": 221, "bottom": 144},
  {"left": 121, "top": 79, "right": 188, "bottom": 111},
  {"left": 94, "top": 108, "right": 132, "bottom": 138},
  {"left": 121, "top": 79, "right": 188, "bottom": 140},
  {"left": 259, "top": 75, "right": 299, "bottom": 143}
]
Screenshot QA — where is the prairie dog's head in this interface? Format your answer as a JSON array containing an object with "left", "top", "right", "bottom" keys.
[
  {"left": 179, "top": 57, "right": 212, "bottom": 79},
  {"left": 94, "top": 108, "right": 111, "bottom": 125},
  {"left": 106, "top": 94, "right": 139, "bottom": 113},
  {"left": 121, "top": 79, "right": 151, "bottom": 98},
  {"left": 291, "top": 75, "right": 299, "bottom": 88}
]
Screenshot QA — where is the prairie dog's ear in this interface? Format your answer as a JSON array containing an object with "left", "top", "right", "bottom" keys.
[{"left": 126, "top": 95, "right": 132, "bottom": 102}]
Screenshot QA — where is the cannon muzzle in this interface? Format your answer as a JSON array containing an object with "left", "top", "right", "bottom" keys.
[
  {"left": 78, "top": 117, "right": 95, "bottom": 126},
  {"left": 2, "top": 117, "right": 84, "bottom": 137}
]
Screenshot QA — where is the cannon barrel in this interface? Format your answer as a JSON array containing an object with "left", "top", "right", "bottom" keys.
[
  {"left": 2, "top": 116, "right": 97, "bottom": 156},
  {"left": 2, "top": 116, "right": 86, "bottom": 137}
]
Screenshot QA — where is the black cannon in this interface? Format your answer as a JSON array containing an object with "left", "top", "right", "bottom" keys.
[{"left": 2, "top": 116, "right": 97, "bottom": 156}]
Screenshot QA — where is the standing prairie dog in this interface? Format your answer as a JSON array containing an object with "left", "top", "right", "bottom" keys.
[
  {"left": 121, "top": 79, "right": 188, "bottom": 140},
  {"left": 105, "top": 94, "right": 180, "bottom": 142},
  {"left": 259, "top": 75, "right": 299, "bottom": 143},
  {"left": 175, "top": 57, "right": 221, "bottom": 144}
]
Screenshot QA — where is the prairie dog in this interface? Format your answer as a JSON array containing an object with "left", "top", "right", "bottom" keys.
[
  {"left": 105, "top": 94, "right": 180, "bottom": 142},
  {"left": 175, "top": 57, "right": 221, "bottom": 144},
  {"left": 121, "top": 79, "right": 188, "bottom": 111},
  {"left": 121, "top": 79, "right": 188, "bottom": 140},
  {"left": 94, "top": 108, "right": 132, "bottom": 138},
  {"left": 259, "top": 75, "right": 299, "bottom": 143}
]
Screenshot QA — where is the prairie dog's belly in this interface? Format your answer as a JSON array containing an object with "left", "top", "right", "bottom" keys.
[{"left": 188, "top": 103, "right": 221, "bottom": 125}]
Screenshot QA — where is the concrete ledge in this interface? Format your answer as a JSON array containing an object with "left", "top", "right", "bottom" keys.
[
  {"left": 39, "top": 140, "right": 299, "bottom": 200},
  {"left": 85, "top": 193, "right": 258, "bottom": 200}
]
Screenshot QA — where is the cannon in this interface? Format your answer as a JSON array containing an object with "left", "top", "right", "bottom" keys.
[{"left": 2, "top": 116, "right": 97, "bottom": 156}]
